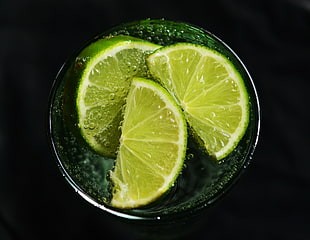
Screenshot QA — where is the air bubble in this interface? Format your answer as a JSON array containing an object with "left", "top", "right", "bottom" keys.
[
  {"left": 83, "top": 120, "right": 96, "bottom": 130},
  {"left": 187, "top": 153, "right": 194, "bottom": 160},
  {"left": 109, "top": 93, "right": 115, "bottom": 100},
  {"left": 103, "top": 140, "right": 111, "bottom": 148},
  {"left": 132, "top": 65, "right": 138, "bottom": 72}
]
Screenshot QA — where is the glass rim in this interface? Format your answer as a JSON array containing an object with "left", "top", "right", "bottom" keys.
[{"left": 47, "top": 18, "right": 261, "bottom": 223}]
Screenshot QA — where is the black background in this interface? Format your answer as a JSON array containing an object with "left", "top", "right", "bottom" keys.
[{"left": 0, "top": 0, "right": 309, "bottom": 239}]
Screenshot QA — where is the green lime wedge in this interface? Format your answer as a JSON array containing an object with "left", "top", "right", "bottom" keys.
[
  {"left": 76, "top": 36, "right": 161, "bottom": 157},
  {"left": 110, "top": 77, "right": 187, "bottom": 209},
  {"left": 147, "top": 43, "right": 249, "bottom": 160}
]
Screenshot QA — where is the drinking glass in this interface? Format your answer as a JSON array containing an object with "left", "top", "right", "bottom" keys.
[{"left": 48, "top": 19, "right": 260, "bottom": 238}]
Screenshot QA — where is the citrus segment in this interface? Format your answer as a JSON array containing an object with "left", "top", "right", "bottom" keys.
[
  {"left": 147, "top": 43, "right": 249, "bottom": 160},
  {"left": 110, "top": 77, "right": 187, "bottom": 209},
  {"left": 76, "top": 36, "right": 161, "bottom": 157}
]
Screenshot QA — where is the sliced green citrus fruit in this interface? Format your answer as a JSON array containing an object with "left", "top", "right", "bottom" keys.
[
  {"left": 110, "top": 77, "right": 187, "bottom": 209},
  {"left": 147, "top": 43, "right": 249, "bottom": 160},
  {"left": 76, "top": 36, "right": 161, "bottom": 157}
]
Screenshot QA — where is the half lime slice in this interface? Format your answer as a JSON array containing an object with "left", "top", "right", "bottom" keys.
[
  {"left": 147, "top": 43, "right": 249, "bottom": 160},
  {"left": 110, "top": 77, "right": 187, "bottom": 209},
  {"left": 76, "top": 36, "right": 161, "bottom": 157}
]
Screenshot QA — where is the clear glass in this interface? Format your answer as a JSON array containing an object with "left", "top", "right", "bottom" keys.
[{"left": 48, "top": 19, "right": 260, "bottom": 224}]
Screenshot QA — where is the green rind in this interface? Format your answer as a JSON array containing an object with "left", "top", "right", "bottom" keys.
[{"left": 76, "top": 35, "right": 161, "bottom": 61}]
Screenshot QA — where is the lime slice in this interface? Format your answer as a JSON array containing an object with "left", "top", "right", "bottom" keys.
[
  {"left": 147, "top": 43, "right": 249, "bottom": 160},
  {"left": 76, "top": 36, "right": 161, "bottom": 157},
  {"left": 110, "top": 77, "right": 187, "bottom": 209}
]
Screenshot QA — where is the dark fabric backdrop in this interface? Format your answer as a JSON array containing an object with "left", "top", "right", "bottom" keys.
[{"left": 0, "top": 0, "right": 309, "bottom": 239}]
